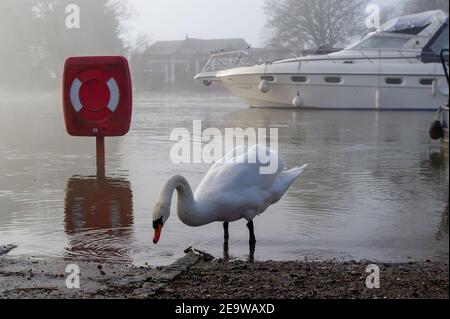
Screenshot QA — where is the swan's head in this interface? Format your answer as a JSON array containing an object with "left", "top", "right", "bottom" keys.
[{"left": 152, "top": 202, "right": 170, "bottom": 244}]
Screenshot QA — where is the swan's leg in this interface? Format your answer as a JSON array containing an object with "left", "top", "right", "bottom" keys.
[
  {"left": 246, "top": 220, "right": 256, "bottom": 245},
  {"left": 249, "top": 242, "right": 255, "bottom": 263},
  {"left": 223, "top": 222, "right": 229, "bottom": 241},
  {"left": 223, "top": 241, "right": 230, "bottom": 260}
]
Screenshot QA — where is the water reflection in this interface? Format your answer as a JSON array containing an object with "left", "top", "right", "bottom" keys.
[
  {"left": 64, "top": 176, "right": 134, "bottom": 263},
  {"left": 0, "top": 94, "right": 448, "bottom": 264},
  {"left": 437, "top": 201, "right": 449, "bottom": 240},
  {"left": 427, "top": 149, "right": 449, "bottom": 170},
  {"left": 223, "top": 237, "right": 255, "bottom": 262}
]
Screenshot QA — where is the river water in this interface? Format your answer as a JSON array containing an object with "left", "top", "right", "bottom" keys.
[{"left": 0, "top": 92, "right": 448, "bottom": 266}]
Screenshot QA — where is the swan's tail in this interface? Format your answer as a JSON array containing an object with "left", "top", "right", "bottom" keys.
[
  {"left": 281, "top": 164, "right": 308, "bottom": 187},
  {"left": 287, "top": 164, "right": 308, "bottom": 178},
  {"left": 272, "top": 164, "right": 308, "bottom": 203}
]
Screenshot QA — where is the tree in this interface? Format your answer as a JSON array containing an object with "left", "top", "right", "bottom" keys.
[
  {"left": 33, "top": 0, "right": 126, "bottom": 88},
  {"left": 0, "top": 0, "right": 128, "bottom": 90},
  {"left": 402, "top": 0, "right": 449, "bottom": 15},
  {"left": 264, "top": 0, "right": 369, "bottom": 51},
  {"left": 0, "top": 0, "right": 43, "bottom": 89},
  {"left": 128, "top": 33, "right": 153, "bottom": 92}
]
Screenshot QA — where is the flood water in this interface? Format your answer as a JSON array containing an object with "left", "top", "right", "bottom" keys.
[{"left": 0, "top": 92, "right": 448, "bottom": 266}]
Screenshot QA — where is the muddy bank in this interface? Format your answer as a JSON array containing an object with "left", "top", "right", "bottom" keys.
[
  {"left": 0, "top": 251, "right": 448, "bottom": 299},
  {"left": 0, "top": 248, "right": 210, "bottom": 299},
  {"left": 156, "top": 259, "right": 449, "bottom": 299}
]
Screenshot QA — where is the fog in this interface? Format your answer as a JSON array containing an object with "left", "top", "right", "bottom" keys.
[
  {"left": 0, "top": 0, "right": 446, "bottom": 92},
  {"left": 0, "top": 0, "right": 448, "bottom": 273},
  {"left": 125, "top": 0, "right": 401, "bottom": 48},
  {"left": 126, "top": 0, "right": 267, "bottom": 47}
]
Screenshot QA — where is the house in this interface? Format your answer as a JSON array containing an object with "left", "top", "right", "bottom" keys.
[{"left": 141, "top": 36, "right": 249, "bottom": 89}]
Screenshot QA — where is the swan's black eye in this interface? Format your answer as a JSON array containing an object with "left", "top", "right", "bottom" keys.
[{"left": 153, "top": 217, "right": 164, "bottom": 229}]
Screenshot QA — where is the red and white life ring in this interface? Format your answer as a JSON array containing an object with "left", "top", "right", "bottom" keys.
[{"left": 69, "top": 68, "right": 120, "bottom": 122}]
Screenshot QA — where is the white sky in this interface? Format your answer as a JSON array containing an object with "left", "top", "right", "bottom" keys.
[
  {"left": 126, "top": 0, "right": 266, "bottom": 47},
  {"left": 125, "top": 0, "right": 401, "bottom": 48}
]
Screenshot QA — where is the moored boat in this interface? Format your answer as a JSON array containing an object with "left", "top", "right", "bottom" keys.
[{"left": 196, "top": 10, "right": 449, "bottom": 110}]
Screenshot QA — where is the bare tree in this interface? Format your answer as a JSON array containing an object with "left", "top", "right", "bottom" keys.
[
  {"left": 0, "top": 0, "right": 129, "bottom": 90},
  {"left": 264, "top": 0, "right": 368, "bottom": 51},
  {"left": 402, "top": 0, "right": 449, "bottom": 15}
]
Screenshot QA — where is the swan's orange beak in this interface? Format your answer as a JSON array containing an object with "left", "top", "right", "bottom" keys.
[{"left": 153, "top": 224, "right": 163, "bottom": 244}]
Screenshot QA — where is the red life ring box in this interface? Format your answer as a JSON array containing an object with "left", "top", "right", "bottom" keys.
[{"left": 62, "top": 56, "right": 132, "bottom": 137}]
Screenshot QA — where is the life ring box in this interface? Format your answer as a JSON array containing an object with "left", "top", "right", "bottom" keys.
[{"left": 62, "top": 56, "right": 132, "bottom": 137}]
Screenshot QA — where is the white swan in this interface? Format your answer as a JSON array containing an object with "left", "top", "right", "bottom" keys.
[{"left": 152, "top": 145, "right": 307, "bottom": 245}]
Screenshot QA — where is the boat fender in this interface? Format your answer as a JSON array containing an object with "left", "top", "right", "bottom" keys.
[
  {"left": 292, "top": 91, "right": 304, "bottom": 107},
  {"left": 258, "top": 79, "right": 270, "bottom": 93},
  {"left": 429, "top": 120, "right": 444, "bottom": 140}
]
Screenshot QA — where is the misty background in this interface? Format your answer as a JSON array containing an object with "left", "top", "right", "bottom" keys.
[{"left": 0, "top": 0, "right": 448, "bottom": 92}]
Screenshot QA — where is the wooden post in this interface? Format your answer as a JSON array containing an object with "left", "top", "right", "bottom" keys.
[{"left": 96, "top": 136, "right": 105, "bottom": 179}]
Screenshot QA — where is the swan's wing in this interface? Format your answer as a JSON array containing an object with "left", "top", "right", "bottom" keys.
[
  {"left": 207, "top": 145, "right": 249, "bottom": 171},
  {"left": 195, "top": 146, "right": 307, "bottom": 221},
  {"left": 209, "top": 144, "right": 285, "bottom": 174},
  {"left": 195, "top": 145, "right": 286, "bottom": 204},
  {"left": 195, "top": 145, "right": 286, "bottom": 198}
]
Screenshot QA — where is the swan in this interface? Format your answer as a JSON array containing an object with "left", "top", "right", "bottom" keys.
[{"left": 152, "top": 144, "right": 307, "bottom": 245}]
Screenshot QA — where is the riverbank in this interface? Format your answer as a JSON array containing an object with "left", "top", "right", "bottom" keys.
[
  {"left": 0, "top": 249, "right": 448, "bottom": 299},
  {"left": 156, "top": 259, "right": 449, "bottom": 299}
]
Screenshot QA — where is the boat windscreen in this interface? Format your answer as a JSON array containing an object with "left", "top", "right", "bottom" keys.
[
  {"left": 388, "top": 24, "right": 430, "bottom": 35},
  {"left": 421, "top": 22, "right": 449, "bottom": 63},
  {"left": 351, "top": 36, "right": 410, "bottom": 50},
  {"left": 381, "top": 10, "right": 446, "bottom": 33},
  {"left": 429, "top": 24, "right": 449, "bottom": 54}
]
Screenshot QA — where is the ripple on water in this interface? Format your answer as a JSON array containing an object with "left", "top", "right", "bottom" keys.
[{"left": 0, "top": 94, "right": 448, "bottom": 265}]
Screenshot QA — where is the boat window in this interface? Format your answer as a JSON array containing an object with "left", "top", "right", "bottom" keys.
[
  {"left": 389, "top": 24, "right": 430, "bottom": 35},
  {"left": 420, "top": 79, "right": 435, "bottom": 85},
  {"left": 429, "top": 24, "right": 449, "bottom": 55},
  {"left": 385, "top": 78, "right": 403, "bottom": 85},
  {"left": 381, "top": 11, "right": 441, "bottom": 33},
  {"left": 324, "top": 76, "right": 342, "bottom": 84},
  {"left": 292, "top": 76, "right": 308, "bottom": 83},
  {"left": 261, "top": 76, "right": 275, "bottom": 82},
  {"left": 351, "top": 36, "right": 410, "bottom": 50}
]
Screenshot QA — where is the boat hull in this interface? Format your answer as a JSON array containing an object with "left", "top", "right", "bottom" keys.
[{"left": 217, "top": 72, "right": 449, "bottom": 110}]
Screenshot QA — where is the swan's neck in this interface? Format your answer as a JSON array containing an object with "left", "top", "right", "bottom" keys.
[{"left": 159, "top": 175, "right": 211, "bottom": 226}]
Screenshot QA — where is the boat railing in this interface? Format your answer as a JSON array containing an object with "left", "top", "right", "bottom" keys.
[
  {"left": 200, "top": 48, "right": 294, "bottom": 74},
  {"left": 440, "top": 49, "right": 449, "bottom": 87},
  {"left": 438, "top": 104, "right": 449, "bottom": 132},
  {"left": 283, "top": 49, "right": 435, "bottom": 65},
  {"left": 198, "top": 48, "right": 446, "bottom": 76}
]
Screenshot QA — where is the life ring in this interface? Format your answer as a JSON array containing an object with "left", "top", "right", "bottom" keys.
[{"left": 70, "top": 68, "right": 120, "bottom": 123}]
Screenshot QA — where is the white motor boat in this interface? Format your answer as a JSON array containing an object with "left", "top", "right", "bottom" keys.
[{"left": 195, "top": 10, "right": 449, "bottom": 110}]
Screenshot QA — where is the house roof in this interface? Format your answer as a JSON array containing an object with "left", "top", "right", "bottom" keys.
[{"left": 147, "top": 37, "right": 249, "bottom": 56}]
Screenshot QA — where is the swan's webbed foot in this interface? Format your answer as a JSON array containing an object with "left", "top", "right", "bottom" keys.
[
  {"left": 223, "top": 222, "right": 229, "bottom": 241},
  {"left": 247, "top": 220, "right": 256, "bottom": 245}
]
